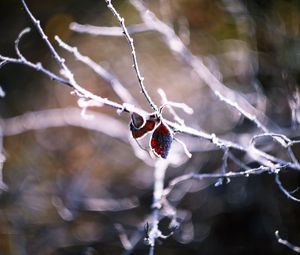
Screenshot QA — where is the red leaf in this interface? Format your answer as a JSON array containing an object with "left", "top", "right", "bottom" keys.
[
  {"left": 130, "top": 112, "right": 158, "bottom": 139},
  {"left": 150, "top": 122, "right": 173, "bottom": 159}
]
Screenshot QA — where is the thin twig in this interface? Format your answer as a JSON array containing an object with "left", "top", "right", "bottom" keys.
[
  {"left": 228, "top": 152, "right": 251, "bottom": 171},
  {"left": 215, "top": 147, "right": 230, "bottom": 186},
  {"left": 0, "top": 52, "right": 71, "bottom": 86},
  {"left": 275, "top": 174, "right": 300, "bottom": 203},
  {"left": 4, "top": 26, "right": 298, "bottom": 172},
  {"left": 14, "top": 27, "right": 31, "bottom": 59},
  {"left": 129, "top": 0, "right": 275, "bottom": 133},
  {"left": 0, "top": 27, "right": 71, "bottom": 86},
  {"left": 0, "top": 107, "right": 128, "bottom": 140},
  {"left": 20, "top": 0, "right": 68, "bottom": 72},
  {"left": 163, "top": 166, "right": 274, "bottom": 197},
  {"left": 55, "top": 36, "right": 138, "bottom": 105},
  {"left": 5, "top": 4, "right": 300, "bottom": 175},
  {"left": 114, "top": 223, "right": 133, "bottom": 250},
  {"left": 105, "top": 0, "right": 158, "bottom": 112},
  {"left": 158, "top": 88, "right": 193, "bottom": 126},
  {"left": 251, "top": 132, "right": 300, "bottom": 167},
  {"left": 20, "top": 0, "right": 126, "bottom": 111}
]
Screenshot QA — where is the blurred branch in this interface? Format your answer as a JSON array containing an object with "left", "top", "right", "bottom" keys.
[
  {"left": 146, "top": 160, "right": 169, "bottom": 254},
  {"left": 0, "top": 107, "right": 128, "bottom": 142},
  {"left": 70, "top": 22, "right": 153, "bottom": 36},
  {"left": 20, "top": 0, "right": 127, "bottom": 112},
  {"left": 163, "top": 166, "right": 275, "bottom": 198},
  {"left": 129, "top": 0, "right": 276, "bottom": 133},
  {"left": 83, "top": 197, "right": 139, "bottom": 212},
  {"left": 55, "top": 36, "right": 138, "bottom": 105},
  {"left": 167, "top": 122, "right": 300, "bottom": 171},
  {"left": 69, "top": 1, "right": 293, "bottom": 152},
  {"left": 275, "top": 174, "right": 300, "bottom": 203},
  {"left": 158, "top": 88, "right": 193, "bottom": 126},
  {"left": 114, "top": 223, "right": 133, "bottom": 251},
  {"left": 251, "top": 133, "right": 300, "bottom": 167},
  {"left": 275, "top": 231, "right": 300, "bottom": 253},
  {"left": 0, "top": 1, "right": 297, "bottom": 254},
  {"left": 0, "top": 127, "right": 8, "bottom": 192},
  {"left": 14, "top": 0, "right": 300, "bottom": 174},
  {"left": 0, "top": 107, "right": 158, "bottom": 166}
]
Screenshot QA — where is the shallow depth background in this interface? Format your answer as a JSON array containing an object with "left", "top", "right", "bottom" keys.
[{"left": 0, "top": 0, "right": 300, "bottom": 254}]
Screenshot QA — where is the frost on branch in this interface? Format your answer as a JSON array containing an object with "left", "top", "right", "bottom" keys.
[{"left": 0, "top": 0, "right": 300, "bottom": 255}]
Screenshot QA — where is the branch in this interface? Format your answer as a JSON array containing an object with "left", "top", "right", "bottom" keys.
[
  {"left": 0, "top": 107, "right": 128, "bottom": 141},
  {"left": 0, "top": 28, "right": 71, "bottom": 87},
  {"left": 114, "top": 223, "right": 133, "bottom": 250},
  {"left": 146, "top": 160, "right": 169, "bottom": 254},
  {"left": 129, "top": 0, "right": 276, "bottom": 133},
  {"left": 166, "top": 121, "right": 300, "bottom": 172},
  {"left": 4, "top": 1, "right": 298, "bottom": 175},
  {"left": 0, "top": 127, "right": 8, "bottom": 192},
  {"left": 55, "top": 36, "right": 138, "bottom": 105},
  {"left": 275, "top": 174, "right": 300, "bottom": 203},
  {"left": 275, "top": 231, "right": 300, "bottom": 253},
  {"left": 104, "top": 0, "right": 158, "bottom": 112},
  {"left": 4, "top": 27, "right": 294, "bottom": 171},
  {"left": 70, "top": 22, "right": 153, "bottom": 36},
  {"left": 158, "top": 88, "right": 193, "bottom": 126},
  {"left": 163, "top": 166, "right": 274, "bottom": 197},
  {"left": 251, "top": 133, "right": 300, "bottom": 167},
  {"left": 20, "top": 0, "right": 126, "bottom": 112}
]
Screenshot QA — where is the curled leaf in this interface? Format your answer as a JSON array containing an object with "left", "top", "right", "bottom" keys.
[
  {"left": 131, "top": 112, "right": 146, "bottom": 129},
  {"left": 130, "top": 112, "right": 157, "bottom": 139},
  {"left": 150, "top": 122, "right": 173, "bottom": 159}
]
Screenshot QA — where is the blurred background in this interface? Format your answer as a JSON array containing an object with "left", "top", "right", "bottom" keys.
[{"left": 0, "top": 0, "right": 300, "bottom": 254}]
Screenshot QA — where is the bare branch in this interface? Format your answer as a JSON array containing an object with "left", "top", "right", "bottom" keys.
[
  {"left": 4, "top": 26, "right": 296, "bottom": 172},
  {"left": 163, "top": 166, "right": 274, "bottom": 197},
  {"left": 0, "top": 127, "right": 8, "bottom": 192},
  {"left": 105, "top": 0, "right": 158, "bottom": 112},
  {"left": 20, "top": 0, "right": 126, "bottom": 112},
  {"left": 0, "top": 107, "right": 128, "bottom": 142},
  {"left": 214, "top": 147, "right": 230, "bottom": 186},
  {"left": 275, "top": 231, "right": 300, "bottom": 253},
  {"left": 55, "top": 36, "right": 138, "bottom": 105},
  {"left": 158, "top": 88, "right": 193, "bottom": 126},
  {"left": 20, "top": 0, "right": 68, "bottom": 73},
  {"left": 287, "top": 146, "right": 300, "bottom": 168},
  {"left": 83, "top": 197, "right": 139, "bottom": 212},
  {"left": 275, "top": 174, "right": 300, "bottom": 203},
  {"left": 0, "top": 28, "right": 71, "bottom": 87},
  {"left": 129, "top": 0, "right": 275, "bottom": 133},
  {"left": 147, "top": 160, "right": 169, "bottom": 253},
  {"left": 0, "top": 85, "right": 5, "bottom": 98},
  {"left": 114, "top": 223, "right": 133, "bottom": 250},
  {"left": 70, "top": 22, "right": 152, "bottom": 36},
  {"left": 14, "top": 27, "right": 31, "bottom": 59},
  {"left": 0, "top": 52, "right": 71, "bottom": 86},
  {"left": 174, "top": 138, "right": 192, "bottom": 158},
  {"left": 228, "top": 152, "right": 251, "bottom": 171}
]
